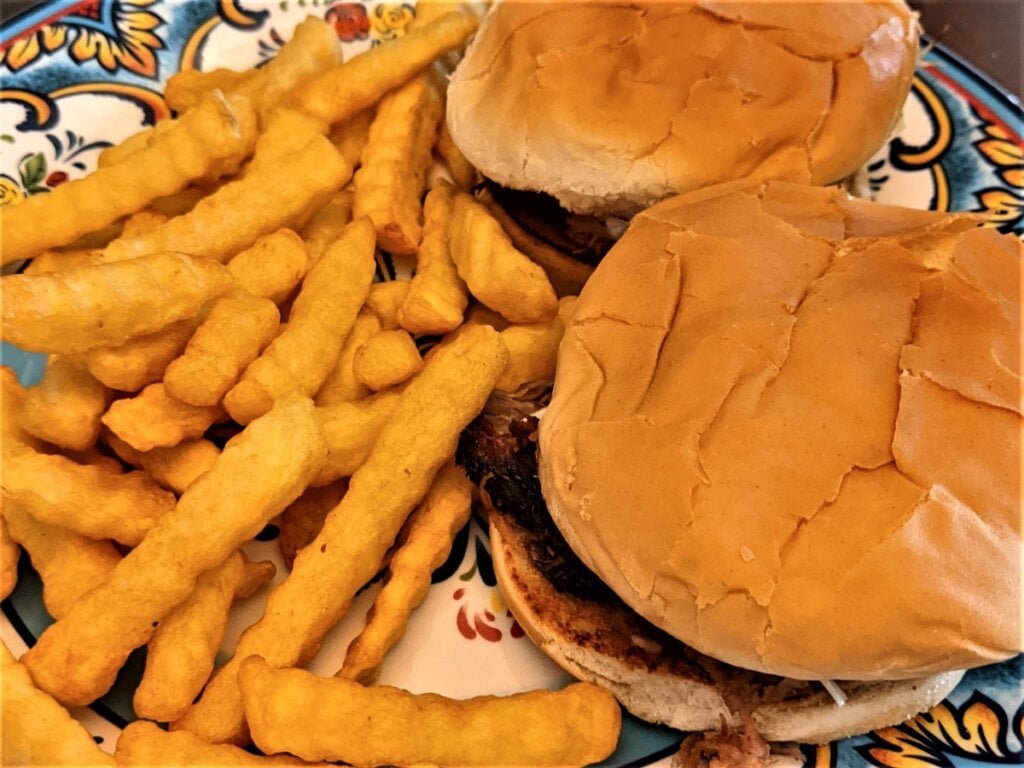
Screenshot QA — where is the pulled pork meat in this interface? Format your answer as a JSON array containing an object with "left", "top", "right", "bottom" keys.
[{"left": 673, "top": 717, "right": 805, "bottom": 768}]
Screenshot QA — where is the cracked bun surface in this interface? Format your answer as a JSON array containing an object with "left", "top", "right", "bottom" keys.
[
  {"left": 538, "top": 180, "right": 1022, "bottom": 681},
  {"left": 447, "top": 0, "right": 919, "bottom": 216}
]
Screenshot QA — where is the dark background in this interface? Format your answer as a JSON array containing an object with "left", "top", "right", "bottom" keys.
[{"left": 0, "top": 1, "right": 1020, "bottom": 96}]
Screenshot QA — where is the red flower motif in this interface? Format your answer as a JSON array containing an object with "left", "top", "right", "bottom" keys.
[
  {"left": 452, "top": 589, "right": 525, "bottom": 642},
  {"left": 326, "top": 3, "right": 370, "bottom": 42},
  {"left": 45, "top": 171, "right": 68, "bottom": 187}
]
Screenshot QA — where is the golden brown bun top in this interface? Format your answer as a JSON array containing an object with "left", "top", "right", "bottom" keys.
[
  {"left": 539, "top": 180, "right": 1023, "bottom": 680},
  {"left": 447, "top": 0, "right": 919, "bottom": 216}
]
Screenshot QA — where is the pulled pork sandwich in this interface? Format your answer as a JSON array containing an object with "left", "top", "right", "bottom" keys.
[{"left": 460, "top": 180, "right": 1022, "bottom": 750}]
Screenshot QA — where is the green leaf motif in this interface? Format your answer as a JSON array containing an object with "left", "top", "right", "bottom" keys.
[
  {"left": 19, "top": 153, "right": 47, "bottom": 190},
  {"left": 0, "top": 134, "right": 14, "bottom": 144}
]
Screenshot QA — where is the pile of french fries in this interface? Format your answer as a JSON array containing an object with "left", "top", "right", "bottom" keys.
[{"left": 0, "top": 3, "right": 620, "bottom": 766}]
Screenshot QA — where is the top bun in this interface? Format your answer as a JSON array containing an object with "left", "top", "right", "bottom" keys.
[
  {"left": 538, "top": 180, "right": 1022, "bottom": 681},
  {"left": 447, "top": 0, "right": 918, "bottom": 216}
]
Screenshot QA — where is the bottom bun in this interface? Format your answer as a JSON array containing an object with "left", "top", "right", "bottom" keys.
[{"left": 490, "top": 516, "right": 964, "bottom": 744}]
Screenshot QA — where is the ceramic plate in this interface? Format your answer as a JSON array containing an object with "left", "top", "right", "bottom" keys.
[{"left": 1, "top": 2, "right": 1021, "bottom": 766}]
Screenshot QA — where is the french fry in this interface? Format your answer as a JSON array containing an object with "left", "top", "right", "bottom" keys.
[
  {"left": 104, "top": 432, "right": 220, "bottom": 494},
  {"left": 366, "top": 279, "right": 412, "bottom": 329},
  {"left": 164, "top": 292, "right": 281, "bottom": 407},
  {"left": 1, "top": 515, "right": 18, "bottom": 601},
  {"left": 315, "top": 310, "right": 381, "bottom": 405},
  {"left": 2, "top": 252, "right": 233, "bottom": 354},
  {"left": 101, "top": 135, "right": 351, "bottom": 263},
  {"left": 23, "top": 248, "right": 99, "bottom": 276},
  {"left": 3, "top": 501, "right": 121, "bottom": 620},
  {"left": 354, "top": 75, "right": 443, "bottom": 254},
  {"left": 1, "top": 448, "right": 175, "bottom": 547},
  {"left": 165, "top": 68, "right": 256, "bottom": 113},
  {"left": 313, "top": 390, "right": 402, "bottom": 486},
  {"left": 60, "top": 444, "right": 124, "bottom": 473},
  {"left": 292, "top": 11, "right": 478, "bottom": 125},
  {"left": 120, "top": 210, "right": 169, "bottom": 238},
  {"left": 449, "top": 193, "right": 558, "bottom": 323},
  {"left": 148, "top": 185, "right": 210, "bottom": 218},
  {"left": 116, "top": 721, "right": 326, "bottom": 767},
  {"left": 1, "top": 643, "right": 115, "bottom": 766},
  {"left": 97, "top": 119, "right": 174, "bottom": 168},
  {"left": 277, "top": 481, "right": 347, "bottom": 568},
  {"left": 18, "top": 356, "right": 109, "bottom": 451},
  {"left": 399, "top": 180, "right": 468, "bottom": 334},
  {"left": 341, "top": 462, "right": 471, "bottom": 682},
  {"left": 329, "top": 109, "right": 374, "bottom": 167},
  {"left": 134, "top": 551, "right": 275, "bottom": 723},
  {"left": 496, "top": 296, "right": 577, "bottom": 392},
  {"left": 102, "top": 383, "right": 224, "bottom": 452},
  {"left": 175, "top": 325, "right": 506, "bottom": 745},
  {"left": 85, "top": 316, "right": 205, "bottom": 393},
  {"left": 224, "top": 218, "right": 376, "bottom": 424},
  {"left": 300, "top": 189, "right": 355, "bottom": 265},
  {"left": 436, "top": 119, "right": 477, "bottom": 191},
  {"left": 2, "top": 94, "right": 258, "bottom": 264},
  {"left": 245, "top": 108, "right": 328, "bottom": 175},
  {"left": 22, "top": 394, "right": 327, "bottom": 706},
  {"left": 240, "top": 656, "right": 620, "bottom": 765},
  {"left": 1, "top": 367, "right": 43, "bottom": 451},
  {"left": 353, "top": 329, "right": 423, "bottom": 391},
  {"left": 227, "top": 229, "right": 310, "bottom": 305}
]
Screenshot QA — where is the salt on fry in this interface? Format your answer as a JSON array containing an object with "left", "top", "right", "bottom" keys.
[
  {"left": 2, "top": 252, "right": 233, "bottom": 354},
  {"left": 1, "top": 515, "right": 18, "bottom": 601},
  {"left": 1, "top": 643, "right": 115, "bottom": 766},
  {"left": 101, "top": 135, "right": 351, "bottom": 263},
  {"left": 224, "top": 218, "right": 376, "bottom": 424},
  {"left": 496, "top": 296, "right": 577, "bottom": 392},
  {"left": 86, "top": 316, "right": 205, "bottom": 393},
  {"left": 22, "top": 394, "right": 327, "bottom": 706},
  {"left": 341, "top": 462, "right": 471, "bottom": 683},
  {"left": 227, "top": 229, "right": 309, "bottom": 305},
  {"left": 299, "top": 189, "right": 355, "bottom": 265},
  {"left": 449, "top": 193, "right": 558, "bottom": 323},
  {"left": 435, "top": 119, "right": 477, "bottom": 191},
  {"left": 1, "top": 448, "right": 175, "bottom": 547},
  {"left": 353, "top": 329, "right": 423, "bottom": 391},
  {"left": 3, "top": 501, "right": 121, "bottom": 620},
  {"left": 278, "top": 481, "right": 347, "bottom": 568},
  {"left": 165, "top": 292, "right": 280, "bottom": 407},
  {"left": 292, "top": 11, "right": 478, "bottom": 126},
  {"left": 314, "top": 310, "right": 380, "bottom": 405},
  {"left": 240, "top": 657, "right": 620, "bottom": 766},
  {"left": 116, "top": 721, "right": 325, "bottom": 767},
  {"left": 134, "top": 551, "right": 275, "bottom": 723},
  {"left": 366, "top": 279, "right": 411, "bottom": 329},
  {"left": 23, "top": 248, "right": 99, "bottom": 276},
  {"left": 399, "top": 180, "right": 468, "bottom": 334},
  {"left": 2, "top": 94, "right": 258, "bottom": 265},
  {"left": 18, "top": 356, "right": 109, "bottom": 451},
  {"left": 102, "top": 383, "right": 224, "bottom": 452},
  {"left": 175, "top": 325, "right": 507, "bottom": 745},
  {"left": 313, "top": 390, "right": 401, "bottom": 486},
  {"left": 165, "top": 68, "right": 256, "bottom": 113},
  {"left": 329, "top": 109, "right": 374, "bottom": 168},
  {"left": 104, "top": 432, "right": 220, "bottom": 494},
  {"left": 354, "top": 75, "right": 442, "bottom": 254}
]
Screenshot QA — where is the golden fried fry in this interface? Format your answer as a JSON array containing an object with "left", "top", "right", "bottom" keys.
[
  {"left": 399, "top": 180, "right": 468, "bottom": 334},
  {"left": 59, "top": 445, "right": 123, "bottom": 473},
  {"left": 2, "top": 252, "right": 233, "bottom": 354},
  {"left": 85, "top": 316, "right": 204, "bottom": 393},
  {"left": 277, "top": 481, "right": 347, "bottom": 568},
  {"left": 245, "top": 108, "right": 328, "bottom": 175},
  {"left": 436, "top": 119, "right": 477, "bottom": 191},
  {"left": 104, "top": 433, "right": 220, "bottom": 494},
  {"left": 1, "top": 447, "right": 174, "bottom": 547},
  {"left": 300, "top": 189, "right": 355, "bottom": 265},
  {"left": 134, "top": 551, "right": 275, "bottom": 722},
  {"left": 353, "top": 329, "right": 423, "bottom": 391},
  {"left": 449, "top": 194, "right": 558, "bottom": 323},
  {"left": 18, "top": 356, "right": 109, "bottom": 451},
  {"left": 3, "top": 501, "right": 121, "bottom": 620},
  {"left": 366, "top": 279, "right": 411, "bottom": 329},
  {"left": 165, "top": 68, "right": 256, "bottom": 113},
  {"left": 164, "top": 292, "right": 280, "bottom": 407},
  {"left": 2, "top": 95, "right": 258, "bottom": 264},
  {"left": 312, "top": 390, "right": 401, "bottom": 486},
  {"left": 328, "top": 109, "right": 374, "bottom": 167},
  {"left": 101, "top": 135, "right": 351, "bottom": 263},
  {"left": 341, "top": 462, "right": 471, "bottom": 683},
  {"left": 97, "top": 120, "right": 174, "bottom": 168},
  {"left": 224, "top": 218, "right": 376, "bottom": 424},
  {"left": 23, "top": 248, "right": 99, "bottom": 276},
  {"left": 116, "top": 721, "right": 325, "bottom": 767},
  {"left": 1, "top": 515, "right": 18, "bottom": 601},
  {"left": 102, "top": 383, "right": 224, "bottom": 451},
  {"left": 354, "top": 76, "right": 442, "bottom": 254},
  {"left": 227, "top": 229, "right": 309, "bottom": 304},
  {"left": 148, "top": 185, "right": 210, "bottom": 218},
  {"left": 314, "top": 310, "right": 380, "bottom": 405},
  {"left": 240, "top": 657, "right": 620, "bottom": 765},
  {"left": 292, "top": 11, "right": 478, "bottom": 125},
  {"left": 120, "top": 210, "right": 169, "bottom": 238},
  {"left": 1, "top": 367, "right": 43, "bottom": 451},
  {"left": 496, "top": 296, "right": 576, "bottom": 392},
  {"left": 176, "top": 325, "right": 506, "bottom": 745},
  {"left": 22, "top": 395, "right": 327, "bottom": 706},
  {"left": 1, "top": 643, "right": 115, "bottom": 766}
]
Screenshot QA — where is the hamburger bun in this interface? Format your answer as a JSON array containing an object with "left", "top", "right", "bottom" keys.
[
  {"left": 447, "top": 0, "right": 919, "bottom": 216},
  {"left": 538, "top": 180, "right": 1022, "bottom": 681}
]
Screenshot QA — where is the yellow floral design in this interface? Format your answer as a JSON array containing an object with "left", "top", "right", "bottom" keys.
[
  {"left": 973, "top": 121, "right": 1024, "bottom": 230},
  {"left": 371, "top": 3, "right": 415, "bottom": 42},
  {"left": 0, "top": 25, "right": 67, "bottom": 71},
  {"left": 0, "top": 175, "right": 26, "bottom": 207}
]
